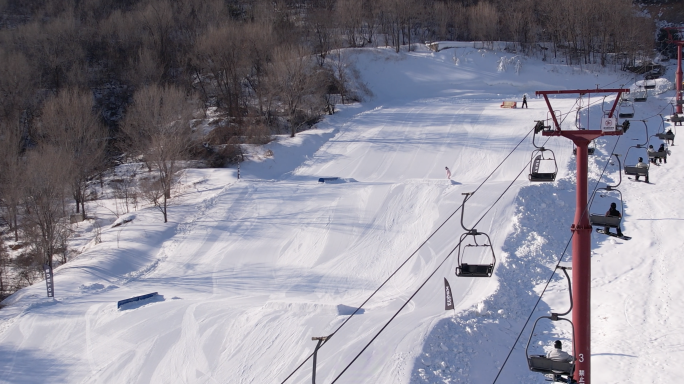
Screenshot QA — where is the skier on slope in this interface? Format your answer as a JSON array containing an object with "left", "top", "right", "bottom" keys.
[
  {"left": 522, "top": 94, "right": 528, "bottom": 108},
  {"left": 445, "top": 166, "right": 451, "bottom": 180}
]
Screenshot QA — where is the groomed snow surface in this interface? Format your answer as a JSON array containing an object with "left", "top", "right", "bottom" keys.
[{"left": 2, "top": 42, "right": 682, "bottom": 384}]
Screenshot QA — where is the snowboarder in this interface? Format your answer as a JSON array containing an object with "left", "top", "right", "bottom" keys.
[
  {"left": 604, "top": 202, "right": 623, "bottom": 237},
  {"left": 658, "top": 143, "right": 667, "bottom": 164},
  {"left": 522, "top": 94, "right": 528, "bottom": 108},
  {"left": 546, "top": 340, "right": 574, "bottom": 383},
  {"left": 635, "top": 157, "right": 649, "bottom": 183},
  {"left": 445, "top": 166, "right": 451, "bottom": 180}
]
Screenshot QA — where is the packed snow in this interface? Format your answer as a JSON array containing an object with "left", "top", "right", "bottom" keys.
[{"left": 1, "top": 42, "right": 682, "bottom": 384}]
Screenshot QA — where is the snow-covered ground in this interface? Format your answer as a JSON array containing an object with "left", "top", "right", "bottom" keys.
[{"left": 1, "top": 43, "right": 682, "bottom": 384}]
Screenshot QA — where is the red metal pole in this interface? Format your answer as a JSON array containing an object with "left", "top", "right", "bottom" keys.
[
  {"left": 570, "top": 138, "right": 592, "bottom": 384},
  {"left": 538, "top": 89, "right": 626, "bottom": 384},
  {"left": 678, "top": 44, "right": 683, "bottom": 115}
]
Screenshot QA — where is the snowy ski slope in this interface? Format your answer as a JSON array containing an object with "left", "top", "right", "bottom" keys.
[{"left": 1, "top": 42, "right": 682, "bottom": 384}]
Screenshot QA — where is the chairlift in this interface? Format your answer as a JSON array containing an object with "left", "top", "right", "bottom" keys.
[
  {"left": 644, "top": 79, "right": 656, "bottom": 90},
  {"left": 525, "top": 266, "right": 576, "bottom": 380},
  {"left": 573, "top": 140, "right": 595, "bottom": 156},
  {"left": 633, "top": 87, "right": 647, "bottom": 102},
  {"left": 529, "top": 121, "right": 558, "bottom": 182},
  {"left": 618, "top": 101, "right": 635, "bottom": 119},
  {"left": 656, "top": 130, "right": 675, "bottom": 145},
  {"left": 668, "top": 103, "right": 683, "bottom": 128},
  {"left": 623, "top": 121, "right": 649, "bottom": 178},
  {"left": 589, "top": 154, "right": 624, "bottom": 231},
  {"left": 454, "top": 193, "right": 496, "bottom": 278},
  {"left": 651, "top": 114, "right": 674, "bottom": 145}
]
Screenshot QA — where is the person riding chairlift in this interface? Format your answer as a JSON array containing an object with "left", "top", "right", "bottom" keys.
[
  {"left": 647, "top": 145, "right": 656, "bottom": 164},
  {"left": 635, "top": 157, "right": 649, "bottom": 183},
  {"left": 546, "top": 340, "right": 576, "bottom": 383},
  {"left": 658, "top": 144, "right": 667, "bottom": 164},
  {"left": 605, "top": 202, "right": 624, "bottom": 237}
]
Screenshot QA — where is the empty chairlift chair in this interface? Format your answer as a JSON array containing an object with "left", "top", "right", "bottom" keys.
[
  {"left": 573, "top": 140, "right": 596, "bottom": 156},
  {"left": 618, "top": 101, "right": 635, "bottom": 119},
  {"left": 454, "top": 193, "right": 496, "bottom": 278},
  {"left": 529, "top": 121, "right": 558, "bottom": 182},
  {"left": 633, "top": 87, "right": 647, "bottom": 102},
  {"left": 644, "top": 79, "right": 656, "bottom": 90},
  {"left": 526, "top": 266, "right": 576, "bottom": 381}
]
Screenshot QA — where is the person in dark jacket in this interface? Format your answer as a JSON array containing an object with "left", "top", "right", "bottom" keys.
[
  {"left": 658, "top": 143, "right": 667, "bottom": 164},
  {"left": 605, "top": 202, "right": 623, "bottom": 237},
  {"left": 522, "top": 94, "right": 528, "bottom": 108}
]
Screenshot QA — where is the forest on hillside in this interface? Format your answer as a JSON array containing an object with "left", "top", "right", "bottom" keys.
[{"left": 0, "top": 0, "right": 658, "bottom": 299}]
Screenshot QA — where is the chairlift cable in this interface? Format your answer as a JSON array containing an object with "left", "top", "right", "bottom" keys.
[
  {"left": 278, "top": 125, "right": 538, "bottom": 384},
  {"left": 330, "top": 140, "right": 540, "bottom": 384},
  {"left": 491, "top": 135, "right": 622, "bottom": 384},
  {"left": 324, "top": 99, "right": 586, "bottom": 382}
]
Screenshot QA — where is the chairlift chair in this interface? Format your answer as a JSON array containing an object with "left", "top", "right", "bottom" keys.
[
  {"left": 618, "top": 101, "right": 635, "bottom": 119},
  {"left": 573, "top": 140, "right": 595, "bottom": 156},
  {"left": 589, "top": 154, "right": 625, "bottom": 231},
  {"left": 644, "top": 79, "right": 656, "bottom": 90},
  {"left": 652, "top": 115, "right": 674, "bottom": 146},
  {"left": 633, "top": 88, "right": 647, "bottom": 102},
  {"left": 454, "top": 193, "right": 496, "bottom": 278},
  {"left": 623, "top": 121, "right": 650, "bottom": 178},
  {"left": 529, "top": 121, "right": 558, "bottom": 182},
  {"left": 526, "top": 267, "right": 576, "bottom": 380},
  {"left": 655, "top": 130, "right": 675, "bottom": 144}
]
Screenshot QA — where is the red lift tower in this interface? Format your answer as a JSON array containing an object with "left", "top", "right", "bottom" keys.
[
  {"left": 536, "top": 88, "right": 629, "bottom": 384},
  {"left": 665, "top": 27, "right": 684, "bottom": 114}
]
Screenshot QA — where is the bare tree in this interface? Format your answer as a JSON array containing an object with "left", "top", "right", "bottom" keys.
[
  {"left": 121, "top": 84, "right": 196, "bottom": 223},
  {"left": 0, "top": 49, "right": 34, "bottom": 121},
  {"left": 269, "top": 45, "right": 324, "bottom": 137},
  {"left": 468, "top": 1, "right": 499, "bottom": 49},
  {"left": 22, "top": 147, "right": 71, "bottom": 269},
  {"left": 194, "top": 22, "right": 249, "bottom": 119},
  {"left": 0, "top": 120, "right": 25, "bottom": 242},
  {"left": 36, "top": 88, "right": 107, "bottom": 217},
  {"left": 0, "top": 236, "right": 8, "bottom": 299}
]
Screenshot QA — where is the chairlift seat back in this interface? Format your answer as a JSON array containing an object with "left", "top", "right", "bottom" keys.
[
  {"left": 527, "top": 355, "right": 574, "bottom": 376},
  {"left": 644, "top": 84, "right": 656, "bottom": 90},
  {"left": 573, "top": 147, "right": 595, "bottom": 155},
  {"left": 618, "top": 112, "right": 634, "bottom": 118},
  {"left": 648, "top": 151, "right": 667, "bottom": 159},
  {"left": 529, "top": 172, "right": 556, "bottom": 182},
  {"left": 624, "top": 166, "right": 648, "bottom": 176},
  {"left": 656, "top": 132, "right": 675, "bottom": 140},
  {"left": 456, "top": 263, "right": 494, "bottom": 277},
  {"left": 589, "top": 214, "right": 621, "bottom": 228}
]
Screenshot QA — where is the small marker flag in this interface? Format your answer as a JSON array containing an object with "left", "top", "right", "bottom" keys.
[{"left": 444, "top": 278, "right": 454, "bottom": 310}]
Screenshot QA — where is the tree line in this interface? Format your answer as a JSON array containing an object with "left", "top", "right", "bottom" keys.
[{"left": 0, "top": 0, "right": 655, "bottom": 299}]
